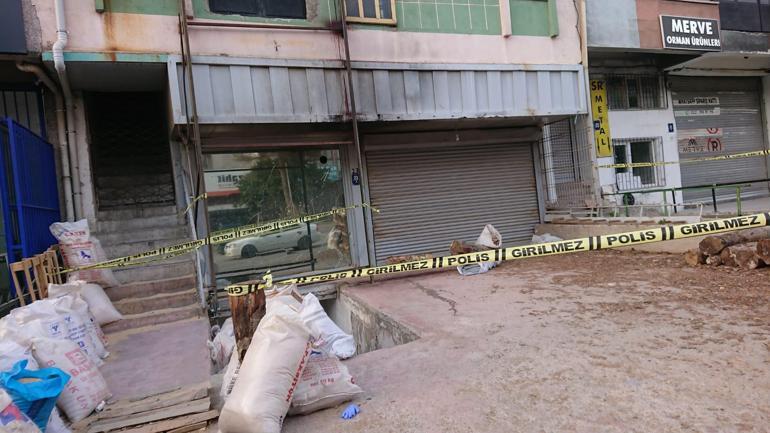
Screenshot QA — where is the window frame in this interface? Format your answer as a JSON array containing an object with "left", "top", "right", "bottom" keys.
[
  {"left": 603, "top": 74, "right": 668, "bottom": 111},
  {"left": 207, "top": 0, "right": 307, "bottom": 19},
  {"left": 612, "top": 137, "right": 666, "bottom": 191},
  {"left": 345, "top": 0, "right": 397, "bottom": 25}
]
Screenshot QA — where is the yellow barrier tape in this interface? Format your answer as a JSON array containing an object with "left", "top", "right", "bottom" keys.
[
  {"left": 596, "top": 149, "right": 770, "bottom": 170},
  {"left": 61, "top": 203, "right": 379, "bottom": 274},
  {"left": 180, "top": 192, "right": 208, "bottom": 216},
  {"left": 226, "top": 212, "right": 770, "bottom": 296}
]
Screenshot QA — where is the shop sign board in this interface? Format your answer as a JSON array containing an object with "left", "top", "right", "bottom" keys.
[
  {"left": 590, "top": 80, "right": 613, "bottom": 158},
  {"left": 660, "top": 15, "right": 721, "bottom": 51},
  {"left": 677, "top": 128, "right": 724, "bottom": 153}
]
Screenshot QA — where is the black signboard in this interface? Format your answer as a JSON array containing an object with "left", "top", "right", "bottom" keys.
[{"left": 660, "top": 15, "right": 721, "bottom": 51}]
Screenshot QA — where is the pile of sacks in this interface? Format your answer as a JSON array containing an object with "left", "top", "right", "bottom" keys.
[
  {"left": 214, "top": 285, "right": 361, "bottom": 433},
  {"left": 0, "top": 279, "right": 123, "bottom": 432}
]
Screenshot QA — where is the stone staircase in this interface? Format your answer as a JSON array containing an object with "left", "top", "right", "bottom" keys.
[{"left": 94, "top": 204, "right": 204, "bottom": 334}]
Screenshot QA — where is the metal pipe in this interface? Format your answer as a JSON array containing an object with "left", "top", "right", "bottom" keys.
[
  {"left": 52, "top": 0, "right": 82, "bottom": 219},
  {"left": 711, "top": 185, "right": 718, "bottom": 213},
  {"left": 179, "top": 0, "right": 216, "bottom": 294},
  {"left": 338, "top": 0, "right": 374, "bottom": 267},
  {"left": 15, "top": 62, "right": 75, "bottom": 222},
  {"left": 736, "top": 186, "right": 742, "bottom": 216}
]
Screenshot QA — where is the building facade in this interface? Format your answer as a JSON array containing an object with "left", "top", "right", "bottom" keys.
[
  {"left": 11, "top": 0, "right": 590, "bottom": 294},
  {"left": 587, "top": 0, "right": 770, "bottom": 209}
]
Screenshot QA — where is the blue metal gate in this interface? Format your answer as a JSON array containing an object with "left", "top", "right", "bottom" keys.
[{"left": 0, "top": 118, "right": 60, "bottom": 263}]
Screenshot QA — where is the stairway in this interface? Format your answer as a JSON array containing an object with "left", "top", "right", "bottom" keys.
[{"left": 94, "top": 204, "right": 204, "bottom": 334}]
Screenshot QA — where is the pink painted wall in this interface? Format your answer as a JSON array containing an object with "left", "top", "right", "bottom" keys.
[{"left": 30, "top": 0, "right": 581, "bottom": 65}]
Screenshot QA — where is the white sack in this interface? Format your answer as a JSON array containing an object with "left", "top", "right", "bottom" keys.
[
  {"left": 457, "top": 261, "right": 498, "bottom": 276},
  {"left": 476, "top": 224, "right": 502, "bottom": 249},
  {"left": 31, "top": 337, "right": 110, "bottom": 423},
  {"left": 209, "top": 318, "right": 235, "bottom": 372},
  {"left": 288, "top": 350, "right": 362, "bottom": 416},
  {"left": 219, "top": 351, "right": 240, "bottom": 402},
  {"left": 531, "top": 233, "right": 563, "bottom": 244},
  {"left": 8, "top": 300, "right": 101, "bottom": 366},
  {"left": 300, "top": 293, "right": 355, "bottom": 359},
  {"left": 47, "top": 408, "right": 72, "bottom": 433},
  {"left": 218, "top": 303, "right": 312, "bottom": 433},
  {"left": 48, "top": 281, "right": 122, "bottom": 325},
  {"left": 0, "top": 326, "right": 39, "bottom": 373},
  {"left": 0, "top": 388, "right": 41, "bottom": 433},
  {"left": 52, "top": 295, "right": 108, "bottom": 360},
  {"left": 49, "top": 220, "right": 119, "bottom": 288}
]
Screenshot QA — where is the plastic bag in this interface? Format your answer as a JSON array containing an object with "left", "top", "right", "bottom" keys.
[
  {"left": 299, "top": 293, "right": 355, "bottom": 359},
  {"left": 457, "top": 261, "right": 498, "bottom": 276},
  {"left": 218, "top": 303, "right": 312, "bottom": 433},
  {"left": 49, "top": 220, "right": 119, "bottom": 287},
  {"left": 0, "top": 387, "right": 41, "bottom": 433},
  {"left": 31, "top": 338, "right": 111, "bottom": 423},
  {"left": 52, "top": 295, "right": 108, "bottom": 360},
  {"left": 209, "top": 318, "right": 235, "bottom": 372},
  {"left": 457, "top": 224, "right": 502, "bottom": 276},
  {"left": 48, "top": 281, "right": 122, "bottom": 325},
  {"left": 288, "top": 350, "right": 362, "bottom": 416},
  {"left": 0, "top": 360, "right": 69, "bottom": 431}
]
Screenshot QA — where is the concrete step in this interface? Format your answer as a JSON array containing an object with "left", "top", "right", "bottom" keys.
[
  {"left": 98, "top": 205, "right": 179, "bottom": 222},
  {"left": 113, "top": 288, "right": 199, "bottom": 315},
  {"left": 102, "top": 236, "right": 194, "bottom": 259},
  {"left": 102, "top": 304, "right": 203, "bottom": 334},
  {"left": 106, "top": 274, "right": 196, "bottom": 302},
  {"left": 97, "top": 214, "right": 185, "bottom": 233},
  {"left": 96, "top": 225, "right": 189, "bottom": 246},
  {"left": 114, "top": 258, "right": 196, "bottom": 284}
]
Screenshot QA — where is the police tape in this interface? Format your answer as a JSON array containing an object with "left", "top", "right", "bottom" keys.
[
  {"left": 61, "top": 203, "right": 379, "bottom": 273},
  {"left": 225, "top": 212, "right": 770, "bottom": 296},
  {"left": 596, "top": 149, "right": 770, "bottom": 170}
]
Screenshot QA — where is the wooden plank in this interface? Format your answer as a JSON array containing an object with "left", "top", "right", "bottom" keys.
[
  {"left": 119, "top": 410, "right": 219, "bottom": 433},
  {"left": 87, "top": 398, "right": 211, "bottom": 433},
  {"left": 99, "top": 383, "right": 209, "bottom": 419},
  {"left": 167, "top": 421, "right": 208, "bottom": 433}
]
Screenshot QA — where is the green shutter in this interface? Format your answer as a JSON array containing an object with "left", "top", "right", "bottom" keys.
[{"left": 509, "top": 0, "right": 559, "bottom": 37}]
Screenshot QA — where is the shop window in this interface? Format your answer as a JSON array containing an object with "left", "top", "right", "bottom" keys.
[
  {"left": 719, "top": 0, "right": 770, "bottom": 33},
  {"left": 613, "top": 137, "right": 666, "bottom": 191},
  {"left": 345, "top": 0, "right": 396, "bottom": 24},
  {"left": 606, "top": 75, "right": 667, "bottom": 110},
  {"left": 203, "top": 149, "right": 351, "bottom": 284},
  {"left": 209, "top": 0, "right": 306, "bottom": 19},
  {"left": 509, "top": 0, "right": 558, "bottom": 37}
]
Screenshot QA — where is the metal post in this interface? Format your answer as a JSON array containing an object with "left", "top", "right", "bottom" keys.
[
  {"left": 671, "top": 189, "right": 677, "bottom": 214},
  {"left": 711, "top": 185, "right": 718, "bottom": 213},
  {"left": 663, "top": 191, "right": 669, "bottom": 217},
  {"left": 736, "top": 186, "right": 742, "bottom": 216}
]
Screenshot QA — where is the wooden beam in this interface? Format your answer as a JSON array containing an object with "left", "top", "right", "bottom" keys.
[
  {"left": 229, "top": 287, "right": 266, "bottom": 361},
  {"left": 119, "top": 410, "right": 219, "bottom": 433},
  {"left": 87, "top": 398, "right": 211, "bottom": 433}
]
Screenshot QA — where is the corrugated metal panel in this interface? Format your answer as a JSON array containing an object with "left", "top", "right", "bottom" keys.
[
  {"left": 168, "top": 57, "right": 586, "bottom": 124},
  {"left": 366, "top": 142, "right": 540, "bottom": 263},
  {"left": 671, "top": 77, "right": 769, "bottom": 202}
]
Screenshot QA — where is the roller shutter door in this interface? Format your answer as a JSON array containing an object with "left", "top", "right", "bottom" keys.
[
  {"left": 671, "top": 77, "right": 769, "bottom": 202},
  {"left": 366, "top": 142, "right": 540, "bottom": 263}
]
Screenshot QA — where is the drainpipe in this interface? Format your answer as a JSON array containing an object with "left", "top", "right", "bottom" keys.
[
  {"left": 53, "top": 0, "right": 82, "bottom": 219},
  {"left": 15, "top": 62, "right": 75, "bottom": 222}
]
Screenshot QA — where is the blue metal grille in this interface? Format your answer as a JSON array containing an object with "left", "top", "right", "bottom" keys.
[{"left": 0, "top": 118, "right": 60, "bottom": 263}]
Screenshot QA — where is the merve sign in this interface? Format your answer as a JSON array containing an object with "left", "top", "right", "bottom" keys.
[
  {"left": 660, "top": 15, "right": 721, "bottom": 51},
  {"left": 590, "top": 80, "right": 612, "bottom": 158}
]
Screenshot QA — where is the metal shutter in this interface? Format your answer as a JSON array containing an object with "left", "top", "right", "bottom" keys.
[
  {"left": 366, "top": 142, "right": 540, "bottom": 263},
  {"left": 671, "top": 77, "right": 769, "bottom": 202}
]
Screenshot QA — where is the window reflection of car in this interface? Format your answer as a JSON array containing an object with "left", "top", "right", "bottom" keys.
[{"left": 223, "top": 224, "right": 321, "bottom": 258}]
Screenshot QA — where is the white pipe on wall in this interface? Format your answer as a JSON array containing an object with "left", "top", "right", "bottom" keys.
[
  {"left": 52, "top": 0, "right": 82, "bottom": 219},
  {"left": 15, "top": 62, "right": 75, "bottom": 222}
]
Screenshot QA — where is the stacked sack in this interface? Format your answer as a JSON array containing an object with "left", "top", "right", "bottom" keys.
[
  {"left": 216, "top": 285, "right": 362, "bottom": 433},
  {"left": 0, "top": 279, "right": 122, "bottom": 431}
]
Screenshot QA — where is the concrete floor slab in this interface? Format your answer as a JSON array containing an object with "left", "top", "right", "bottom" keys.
[
  {"left": 281, "top": 251, "right": 770, "bottom": 433},
  {"left": 100, "top": 318, "right": 211, "bottom": 401}
]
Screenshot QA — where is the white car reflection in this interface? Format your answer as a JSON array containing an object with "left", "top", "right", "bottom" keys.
[{"left": 223, "top": 224, "right": 321, "bottom": 258}]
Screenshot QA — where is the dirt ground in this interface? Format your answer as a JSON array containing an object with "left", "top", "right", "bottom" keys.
[{"left": 280, "top": 250, "right": 770, "bottom": 433}]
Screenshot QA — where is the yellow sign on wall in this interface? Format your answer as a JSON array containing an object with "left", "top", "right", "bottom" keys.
[{"left": 590, "top": 80, "right": 613, "bottom": 158}]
